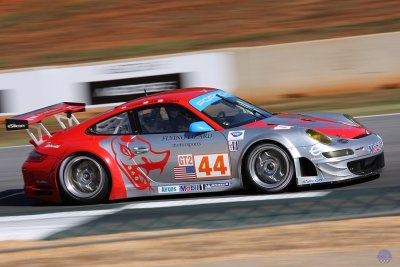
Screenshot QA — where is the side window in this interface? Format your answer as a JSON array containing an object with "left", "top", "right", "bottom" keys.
[
  {"left": 90, "top": 112, "right": 133, "bottom": 135},
  {"left": 137, "top": 104, "right": 199, "bottom": 134}
]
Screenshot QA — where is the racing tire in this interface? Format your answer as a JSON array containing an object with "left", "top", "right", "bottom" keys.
[
  {"left": 58, "top": 154, "right": 110, "bottom": 204},
  {"left": 243, "top": 143, "right": 295, "bottom": 193}
]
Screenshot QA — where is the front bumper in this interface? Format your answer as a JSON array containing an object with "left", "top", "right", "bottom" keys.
[
  {"left": 22, "top": 154, "right": 62, "bottom": 202},
  {"left": 294, "top": 134, "right": 385, "bottom": 185}
]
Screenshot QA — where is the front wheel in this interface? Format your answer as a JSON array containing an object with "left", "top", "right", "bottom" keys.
[
  {"left": 244, "top": 143, "right": 295, "bottom": 193},
  {"left": 58, "top": 154, "right": 110, "bottom": 204}
]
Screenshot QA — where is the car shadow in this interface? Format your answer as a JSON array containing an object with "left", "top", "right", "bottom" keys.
[
  {"left": 0, "top": 189, "right": 53, "bottom": 207},
  {"left": 0, "top": 175, "right": 380, "bottom": 208},
  {"left": 293, "top": 174, "right": 380, "bottom": 192}
]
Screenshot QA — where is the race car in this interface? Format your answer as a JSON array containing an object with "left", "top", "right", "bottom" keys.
[{"left": 5, "top": 88, "right": 385, "bottom": 204}]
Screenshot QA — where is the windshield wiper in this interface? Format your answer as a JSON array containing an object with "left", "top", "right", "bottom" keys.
[{"left": 216, "top": 94, "right": 269, "bottom": 119}]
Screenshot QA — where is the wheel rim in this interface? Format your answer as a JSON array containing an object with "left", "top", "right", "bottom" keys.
[
  {"left": 248, "top": 145, "right": 293, "bottom": 189},
  {"left": 63, "top": 156, "right": 105, "bottom": 198}
]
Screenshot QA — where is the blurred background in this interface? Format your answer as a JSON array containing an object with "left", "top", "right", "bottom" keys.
[
  {"left": 0, "top": 1, "right": 400, "bottom": 266},
  {"left": 0, "top": 0, "right": 399, "bottom": 146}
]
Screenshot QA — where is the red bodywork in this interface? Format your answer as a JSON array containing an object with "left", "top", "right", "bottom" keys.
[
  {"left": 23, "top": 88, "right": 221, "bottom": 202},
  {"left": 18, "top": 87, "right": 368, "bottom": 202}
]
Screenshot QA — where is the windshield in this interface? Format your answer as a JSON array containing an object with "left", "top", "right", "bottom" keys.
[{"left": 202, "top": 96, "right": 272, "bottom": 128}]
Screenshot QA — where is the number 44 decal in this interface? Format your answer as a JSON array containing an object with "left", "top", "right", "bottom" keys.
[{"left": 194, "top": 153, "right": 231, "bottom": 178}]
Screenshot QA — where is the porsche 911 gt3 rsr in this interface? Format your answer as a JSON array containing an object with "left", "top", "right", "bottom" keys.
[{"left": 5, "top": 88, "right": 384, "bottom": 204}]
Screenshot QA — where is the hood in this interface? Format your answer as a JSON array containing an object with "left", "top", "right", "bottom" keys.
[{"left": 245, "top": 113, "right": 368, "bottom": 139}]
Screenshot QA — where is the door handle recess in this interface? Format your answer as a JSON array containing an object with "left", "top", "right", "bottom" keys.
[{"left": 132, "top": 147, "right": 149, "bottom": 154}]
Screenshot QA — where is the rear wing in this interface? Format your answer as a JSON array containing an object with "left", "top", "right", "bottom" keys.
[{"left": 5, "top": 102, "right": 85, "bottom": 146}]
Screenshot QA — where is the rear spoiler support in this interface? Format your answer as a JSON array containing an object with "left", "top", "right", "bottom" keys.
[
  {"left": 54, "top": 113, "right": 80, "bottom": 129},
  {"left": 5, "top": 102, "right": 85, "bottom": 146},
  {"left": 26, "top": 123, "right": 52, "bottom": 146}
]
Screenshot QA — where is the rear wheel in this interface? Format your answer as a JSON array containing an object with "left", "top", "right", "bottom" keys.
[
  {"left": 58, "top": 154, "right": 110, "bottom": 204},
  {"left": 244, "top": 143, "right": 295, "bottom": 193}
]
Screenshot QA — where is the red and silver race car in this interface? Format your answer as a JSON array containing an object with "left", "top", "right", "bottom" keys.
[{"left": 6, "top": 88, "right": 384, "bottom": 204}]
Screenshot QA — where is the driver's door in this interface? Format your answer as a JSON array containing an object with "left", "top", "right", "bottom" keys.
[{"left": 132, "top": 103, "right": 232, "bottom": 188}]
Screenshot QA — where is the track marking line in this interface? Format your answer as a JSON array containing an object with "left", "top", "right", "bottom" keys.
[
  {"left": 0, "top": 208, "right": 125, "bottom": 241},
  {"left": 0, "top": 144, "right": 32, "bottom": 149},
  {"left": 124, "top": 192, "right": 330, "bottom": 209},
  {"left": 0, "top": 191, "right": 329, "bottom": 241},
  {"left": 355, "top": 113, "right": 400, "bottom": 119},
  {"left": 0, "top": 192, "right": 23, "bottom": 201}
]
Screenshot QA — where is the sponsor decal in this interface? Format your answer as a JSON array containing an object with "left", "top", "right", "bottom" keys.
[
  {"left": 228, "top": 130, "right": 245, "bottom": 141},
  {"left": 302, "top": 178, "right": 324, "bottom": 184},
  {"left": 111, "top": 135, "right": 170, "bottom": 191},
  {"left": 229, "top": 141, "right": 239, "bottom": 151},
  {"left": 162, "top": 133, "right": 212, "bottom": 142},
  {"left": 6, "top": 123, "right": 26, "bottom": 129},
  {"left": 158, "top": 185, "right": 180, "bottom": 194},
  {"left": 44, "top": 144, "right": 61, "bottom": 149},
  {"left": 309, "top": 145, "right": 322, "bottom": 156},
  {"left": 368, "top": 141, "right": 383, "bottom": 154},
  {"left": 189, "top": 90, "right": 233, "bottom": 111},
  {"left": 205, "top": 182, "right": 230, "bottom": 189},
  {"left": 179, "top": 184, "right": 206, "bottom": 192},
  {"left": 337, "top": 139, "right": 349, "bottom": 144},
  {"left": 273, "top": 125, "right": 293, "bottom": 130},
  {"left": 172, "top": 142, "right": 201, "bottom": 148}
]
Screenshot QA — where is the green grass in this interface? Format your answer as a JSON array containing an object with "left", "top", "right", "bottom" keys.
[{"left": 1, "top": 88, "right": 399, "bottom": 147}]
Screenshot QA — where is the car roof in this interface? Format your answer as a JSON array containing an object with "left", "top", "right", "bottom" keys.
[{"left": 117, "top": 87, "right": 218, "bottom": 110}]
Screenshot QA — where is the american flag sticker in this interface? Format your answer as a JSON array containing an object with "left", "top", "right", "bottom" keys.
[
  {"left": 174, "top": 165, "right": 197, "bottom": 180},
  {"left": 229, "top": 141, "right": 239, "bottom": 151}
]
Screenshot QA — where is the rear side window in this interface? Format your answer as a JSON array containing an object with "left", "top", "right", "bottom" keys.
[{"left": 89, "top": 112, "right": 133, "bottom": 135}]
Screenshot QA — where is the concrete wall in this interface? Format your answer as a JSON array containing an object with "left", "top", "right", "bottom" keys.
[
  {"left": 232, "top": 31, "right": 400, "bottom": 100},
  {"left": 1, "top": 31, "right": 399, "bottom": 115}
]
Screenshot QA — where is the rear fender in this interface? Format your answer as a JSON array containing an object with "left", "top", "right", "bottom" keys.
[{"left": 57, "top": 146, "right": 127, "bottom": 201}]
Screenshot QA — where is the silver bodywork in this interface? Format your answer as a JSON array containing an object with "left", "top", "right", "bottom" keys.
[{"left": 99, "top": 111, "right": 384, "bottom": 198}]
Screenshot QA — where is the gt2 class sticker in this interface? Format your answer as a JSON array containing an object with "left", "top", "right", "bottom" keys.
[
  {"left": 178, "top": 154, "right": 194, "bottom": 166},
  {"left": 228, "top": 130, "right": 245, "bottom": 141},
  {"left": 174, "top": 153, "right": 231, "bottom": 179},
  {"left": 194, "top": 153, "right": 231, "bottom": 178}
]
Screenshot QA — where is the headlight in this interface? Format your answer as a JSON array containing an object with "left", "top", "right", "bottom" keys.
[{"left": 306, "top": 129, "right": 332, "bottom": 145}]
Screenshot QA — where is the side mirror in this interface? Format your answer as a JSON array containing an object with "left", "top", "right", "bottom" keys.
[{"left": 189, "top": 121, "right": 214, "bottom": 133}]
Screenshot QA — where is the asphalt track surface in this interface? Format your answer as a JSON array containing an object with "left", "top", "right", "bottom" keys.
[{"left": 0, "top": 114, "right": 399, "bottom": 216}]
